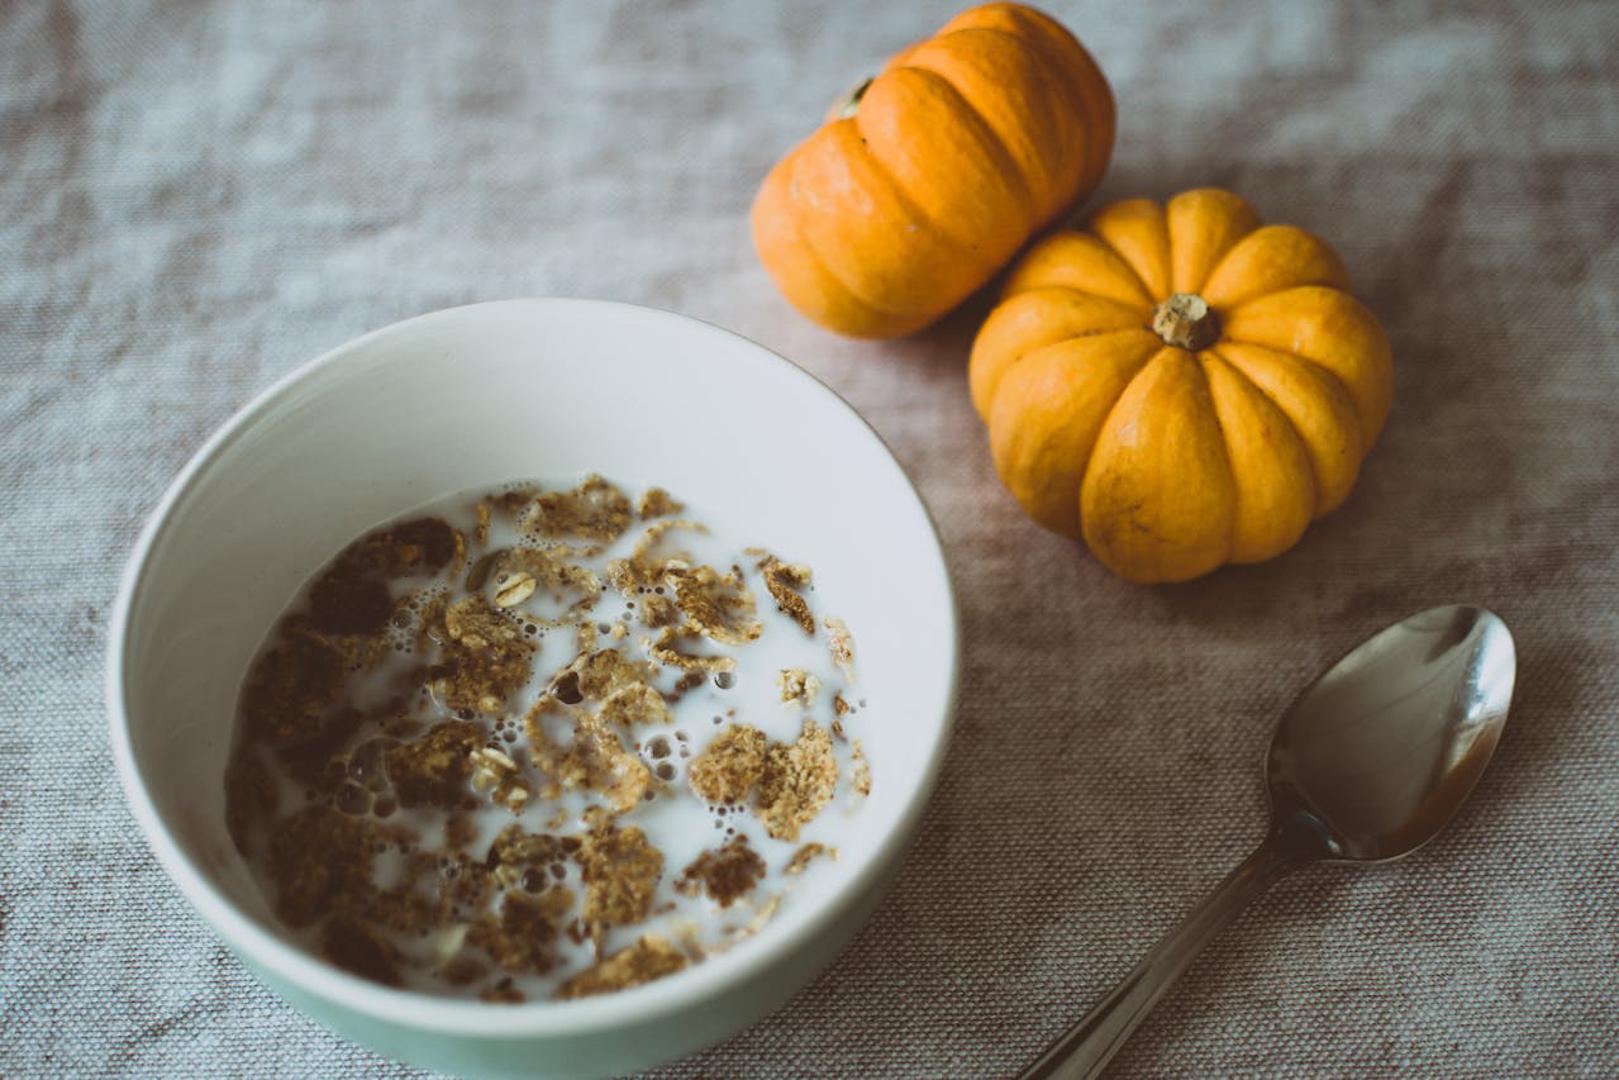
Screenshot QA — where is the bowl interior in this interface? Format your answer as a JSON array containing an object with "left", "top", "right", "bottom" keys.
[{"left": 111, "top": 298, "right": 956, "bottom": 1025}]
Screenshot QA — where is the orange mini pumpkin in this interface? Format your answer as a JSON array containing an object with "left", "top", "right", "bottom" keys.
[
  {"left": 752, "top": 3, "right": 1114, "bottom": 338},
  {"left": 971, "top": 188, "right": 1393, "bottom": 583}
]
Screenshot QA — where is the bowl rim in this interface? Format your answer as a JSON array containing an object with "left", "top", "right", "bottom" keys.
[{"left": 105, "top": 297, "right": 960, "bottom": 1037}]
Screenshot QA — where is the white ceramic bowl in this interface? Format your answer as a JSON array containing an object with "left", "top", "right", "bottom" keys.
[{"left": 106, "top": 299, "right": 958, "bottom": 1078}]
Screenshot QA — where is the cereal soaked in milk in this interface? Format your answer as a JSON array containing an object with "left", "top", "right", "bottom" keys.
[{"left": 224, "top": 477, "right": 869, "bottom": 1002}]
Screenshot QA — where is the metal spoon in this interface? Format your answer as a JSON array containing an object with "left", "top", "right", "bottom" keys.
[{"left": 1022, "top": 604, "right": 1517, "bottom": 1079}]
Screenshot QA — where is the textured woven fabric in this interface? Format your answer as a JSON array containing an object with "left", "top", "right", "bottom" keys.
[{"left": 4, "top": 0, "right": 1618, "bottom": 1075}]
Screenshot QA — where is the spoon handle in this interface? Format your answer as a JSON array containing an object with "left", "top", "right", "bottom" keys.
[{"left": 1020, "top": 841, "right": 1301, "bottom": 1080}]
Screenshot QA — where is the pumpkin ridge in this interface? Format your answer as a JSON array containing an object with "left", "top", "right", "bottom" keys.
[
  {"left": 1073, "top": 344, "right": 1184, "bottom": 545},
  {"left": 1089, "top": 199, "right": 1173, "bottom": 299},
  {"left": 1227, "top": 286, "right": 1392, "bottom": 445},
  {"left": 1001, "top": 233, "right": 1159, "bottom": 311},
  {"left": 1048, "top": 42, "right": 1114, "bottom": 193},
  {"left": 1079, "top": 347, "right": 1237, "bottom": 580},
  {"left": 1017, "top": 34, "right": 1114, "bottom": 193},
  {"left": 893, "top": 45, "right": 1042, "bottom": 224},
  {"left": 1200, "top": 224, "right": 1353, "bottom": 308},
  {"left": 903, "top": 27, "right": 1079, "bottom": 223},
  {"left": 1215, "top": 309, "right": 1367, "bottom": 443},
  {"left": 784, "top": 191, "right": 918, "bottom": 323},
  {"left": 1085, "top": 221, "right": 1163, "bottom": 312},
  {"left": 751, "top": 146, "right": 919, "bottom": 337},
  {"left": 1204, "top": 344, "right": 1324, "bottom": 515},
  {"left": 879, "top": 64, "right": 1040, "bottom": 240},
  {"left": 786, "top": 129, "right": 976, "bottom": 320},
  {"left": 987, "top": 332, "right": 1159, "bottom": 536},
  {"left": 1189, "top": 349, "right": 1244, "bottom": 560},
  {"left": 971, "top": 296, "right": 1158, "bottom": 419},
  {"left": 1166, "top": 190, "right": 1262, "bottom": 295},
  {"left": 996, "top": 326, "right": 1162, "bottom": 402},
  {"left": 936, "top": 22, "right": 1103, "bottom": 205},
  {"left": 1031, "top": 284, "right": 1155, "bottom": 320}
]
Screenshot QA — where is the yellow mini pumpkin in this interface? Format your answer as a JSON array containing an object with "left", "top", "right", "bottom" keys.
[
  {"left": 752, "top": 3, "right": 1114, "bottom": 338},
  {"left": 971, "top": 188, "right": 1393, "bottom": 583}
]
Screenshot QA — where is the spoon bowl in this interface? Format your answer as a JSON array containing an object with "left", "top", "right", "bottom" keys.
[
  {"left": 1025, "top": 605, "right": 1517, "bottom": 1079},
  {"left": 1268, "top": 604, "right": 1516, "bottom": 861}
]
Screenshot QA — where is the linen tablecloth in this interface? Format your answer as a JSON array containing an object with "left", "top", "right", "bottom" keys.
[{"left": 4, "top": 1, "right": 1617, "bottom": 1074}]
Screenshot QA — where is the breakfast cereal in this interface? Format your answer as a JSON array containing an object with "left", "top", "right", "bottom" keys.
[{"left": 225, "top": 476, "right": 871, "bottom": 1002}]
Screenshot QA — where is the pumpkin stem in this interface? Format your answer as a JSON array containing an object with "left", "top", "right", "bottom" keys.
[
  {"left": 1152, "top": 293, "right": 1221, "bottom": 351},
  {"left": 835, "top": 77, "right": 873, "bottom": 119}
]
